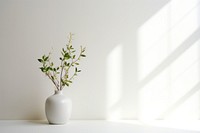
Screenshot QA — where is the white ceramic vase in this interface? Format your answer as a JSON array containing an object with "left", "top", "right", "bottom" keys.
[{"left": 45, "top": 90, "right": 72, "bottom": 124}]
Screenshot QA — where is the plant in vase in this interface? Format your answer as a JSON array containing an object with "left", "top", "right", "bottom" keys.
[{"left": 38, "top": 33, "right": 86, "bottom": 124}]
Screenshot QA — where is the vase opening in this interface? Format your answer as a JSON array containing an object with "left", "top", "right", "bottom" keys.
[{"left": 55, "top": 90, "right": 63, "bottom": 95}]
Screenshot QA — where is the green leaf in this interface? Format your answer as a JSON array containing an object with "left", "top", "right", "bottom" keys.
[
  {"left": 78, "top": 70, "right": 81, "bottom": 72},
  {"left": 42, "top": 68, "right": 47, "bottom": 72},
  {"left": 46, "top": 67, "right": 51, "bottom": 71},
  {"left": 64, "top": 74, "right": 68, "bottom": 79},
  {"left": 38, "top": 59, "right": 43, "bottom": 63},
  {"left": 75, "top": 63, "right": 79, "bottom": 65},
  {"left": 81, "top": 54, "right": 86, "bottom": 57},
  {"left": 62, "top": 48, "right": 66, "bottom": 53},
  {"left": 75, "top": 67, "right": 78, "bottom": 72},
  {"left": 42, "top": 55, "right": 45, "bottom": 60},
  {"left": 39, "top": 67, "right": 44, "bottom": 72},
  {"left": 67, "top": 46, "right": 70, "bottom": 51},
  {"left": 64, "top": 53, "right": 71, "bottom": 60},
  {"left": 73, "top": 55, "right": 76, "bottom": 59},
  {"left": 66, "top": 83, "right": 69, "bottom": 86},
  {"left": 68, "top": 80, "right": 72, "bottom": 83},
  {"left": 44, "top": 56, "right": 48, "bottom": 61},
  {"left": 64, "top": 62, "right": 68, "bottom": 66}
]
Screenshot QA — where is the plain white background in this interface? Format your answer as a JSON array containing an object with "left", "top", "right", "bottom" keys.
[{"left": 0, "top": 0, "right": 200, "bottom": 120}]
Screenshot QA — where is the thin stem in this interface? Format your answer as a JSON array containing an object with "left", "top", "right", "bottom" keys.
[
  {"left": 69, "top": 72, "right": 77, "bottom": 81},
  {"left": 46, "top": 73, "right": 59, "bottom": 91},
  {"left": 53, "top": 71, "right": 59, "bottom": 86},
  {"left": 47, "top": 59, "right": 60, "bottom": 88},
  {"left": 63, "top": 47, "right": 84, "bottom": 82},
  {"left": 59, "top": 60, "right": 64, "bottom": 90}
]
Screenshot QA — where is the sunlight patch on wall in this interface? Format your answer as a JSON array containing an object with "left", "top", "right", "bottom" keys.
[
  {"left": 106, "top": 45, "right": 123, "bottom": 120},
  {"left": 169, "top": 41, "right": 200, "bottom": 99},
  {"left": 138, "top": 69, "right": 170, "bottom": 121},
  {"left": 169, "top": 0, "right": 200, "bottom": 52},
  {"left": 165, "top": 40, "right": 200, "bottom": 120},
  {"left": 138, "top": 2, "right": 170, "bottom": 81},
  {"left": 138, "top": 40, "right": 200, "bottom": 121},
  {"left": 138, "top": 0, "right": 200, "bottom": 81},
  {"left": 138, "top": 3, "right": 171, "bottom": 121},
  {"left": 138, "top": 0, "right": 200, "bottom": 121}
]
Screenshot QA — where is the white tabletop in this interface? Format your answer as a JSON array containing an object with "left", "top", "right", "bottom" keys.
[{"left": 1, "top": 120, "right": 200, "bottom": 133}]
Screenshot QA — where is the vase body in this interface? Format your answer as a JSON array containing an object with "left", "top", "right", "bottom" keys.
[{"left": 45, "top": 90, "right": 72, "bottom": 124}]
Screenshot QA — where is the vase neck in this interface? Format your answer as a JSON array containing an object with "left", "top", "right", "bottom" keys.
[{"left": 55, "top": 90, "right": 63, "bottom": 95}]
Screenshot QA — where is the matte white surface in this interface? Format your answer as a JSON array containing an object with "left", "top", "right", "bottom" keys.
[
  {"left": 1, "top": 120, "right": 200, "bottom": 133},
  {"left": 1, "top": 0, "right": 200, "bottom": 120},
  {"left": 45, "top": 91, "right": 72, "bottom": 124}
]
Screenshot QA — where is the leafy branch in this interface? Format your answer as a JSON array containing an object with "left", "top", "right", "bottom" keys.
[{"left": 38, "top": 33, "right": 86, "bottom": 91}]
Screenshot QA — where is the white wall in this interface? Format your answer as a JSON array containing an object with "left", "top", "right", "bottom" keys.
[{"left": 0, "top": 0, "right": 200, "bottom": 120}]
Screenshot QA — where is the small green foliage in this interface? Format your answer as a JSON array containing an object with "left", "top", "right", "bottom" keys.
[
  {"left": 38, "top": 33, "right": 86, "bottom": 91},
  {"left": 64, "top": 53, "right": 71, "bottom": 60},
  {"left": 38, "top": 59, "right": 43, "bottom": 63},
  {"left": 80, "top": 54, "right": 86, "bottom": 57}
]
